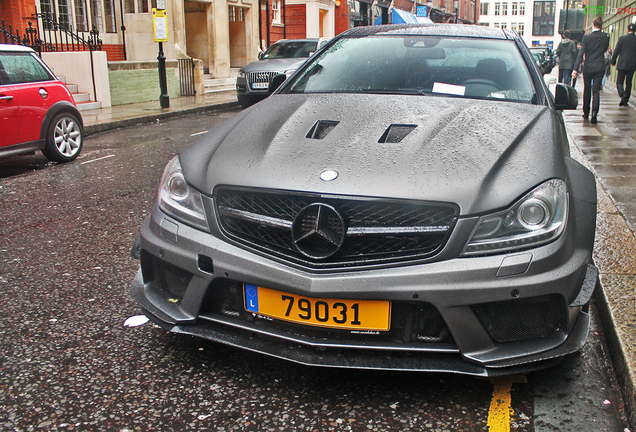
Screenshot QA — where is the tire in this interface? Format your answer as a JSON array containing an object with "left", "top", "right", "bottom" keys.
[{"left": 42, "top": 112, "right": 83, "bottom": 163}]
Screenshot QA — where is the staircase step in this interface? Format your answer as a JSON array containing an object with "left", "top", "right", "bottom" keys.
[
  {"left": 66, "top": 84, "right": 78, "bottom": 93},
  {"left": 73, "top": 92, "right": 90, "bottom": 103},
  {"left": 76, "top": 101, "right": 102, "bottom": 111}
]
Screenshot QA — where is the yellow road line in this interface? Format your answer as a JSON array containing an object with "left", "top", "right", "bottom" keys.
[{"left": 487, "top": 375, "right": 528, "bottom": 432}]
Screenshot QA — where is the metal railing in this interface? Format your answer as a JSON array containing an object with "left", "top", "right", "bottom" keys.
[
  {"left": 34, "top": 11, "right": 102, "bottom": 54},
  {"left": 178, "top": 58, "right": 196, "bottom": 96}
]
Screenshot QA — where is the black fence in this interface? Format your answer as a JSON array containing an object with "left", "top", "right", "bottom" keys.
[
  {"left": 0, "top": 10, "right": 102, "bottom": 56},
  {"left": 178, "top": 58, "right": 196, "bottom": 96}
]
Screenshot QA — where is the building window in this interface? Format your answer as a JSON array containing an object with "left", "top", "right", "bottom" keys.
[
  {"left": 533, "top": 1, "right": 555, "bottom": 36},
  {"left": 104, "top": 0, "right": 116, "bottom": 32},
  {"left": 519, "top": 3, "right": 525, "bottom": 15},
  {"left": 75, "top": 0, "right": 89, "bottom": 31},
  {"left": 500, "top": 22, "right": 507, "bottom": 28},
  {"left": 501, "top": 2, "right": 508, "bottom": 15},
  {"left": 272, "top": 0, "right": 281, "bottom": 24},
  {"left": 124, "top": 0, "right": 135, "bottom": 13},
  {"left": 494, "top": 2, "right": 500, "bottom": 15},
  {"left": 480, "top": 2, "right": 489, "bottom": 15},
  {"left": 91, "top": 0, "right": 103, "bottom": 32},
  {"left": 518, "top": 23, "right": 525, "bottom": 35},
  {"left": 229, "top": 6, "right": 236, "bottom": 21},
  {"left": 494, "top": 22, "right": 500, "bottom": 28},
  {"left": 138, "top": 0, "right": 149, "bottom": 13},
  {"left": 58, "top": 0, "right": 72, "bottom": 30},
  {"left": 511, "top": 22, "right": 517, "bottom": 31},
  {"left": 512, "top": 2, "right": 518, "bottom": 15}
]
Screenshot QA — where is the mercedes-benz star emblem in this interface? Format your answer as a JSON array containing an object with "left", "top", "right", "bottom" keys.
[{"left": 292, "top": 203, "right": 346, "bottom": 259}]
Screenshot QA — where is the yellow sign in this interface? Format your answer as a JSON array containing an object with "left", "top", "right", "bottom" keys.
[{"left": 152, "top": 8, "right": 168, "bottom": 42}]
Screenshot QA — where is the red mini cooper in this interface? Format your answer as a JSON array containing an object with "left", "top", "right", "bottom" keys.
[{"left": 0, "top": 44, "right": 83, "bottom": 162}]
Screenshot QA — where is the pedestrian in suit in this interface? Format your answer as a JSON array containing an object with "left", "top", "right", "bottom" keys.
[
  {"left": 611, "top": 23, "right": 636, "bottom": 106},
  {"left": 556, "top": 30, "right": 578, "bottom": 85},
  {"left": 573, "top": 17, "right": 610, "bottom": 123}
]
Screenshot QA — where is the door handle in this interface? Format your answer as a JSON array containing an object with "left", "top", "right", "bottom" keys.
[
  {"left": 0, "top": 95, "right": 13, "bottom": 101},
  {"left": 39, "top": 88, "right": 48, "bottom": 98}
]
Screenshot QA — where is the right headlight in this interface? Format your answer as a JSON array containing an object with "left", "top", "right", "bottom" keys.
[
  {"left": 461, "top": 179, "right": 568, "bottom": 256},
  {"left": 156, "top": 156, "right": 209, "bottom": 232}
]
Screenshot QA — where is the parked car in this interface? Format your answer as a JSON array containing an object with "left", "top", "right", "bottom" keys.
[
  {"left": 236, "top": 38, "right": 329, "bottom": 107},
  {"left": 531, "top": 51, "right": 551, "bottom": 75},
  {"left": 131, "top": 24, "right": 597, "bottom": 376},
  {"left": 530, "top": 46, "right": 554, "bottom": 74},
  {"left": 0, "top": 44, "right": 83, "bottom": 162}
]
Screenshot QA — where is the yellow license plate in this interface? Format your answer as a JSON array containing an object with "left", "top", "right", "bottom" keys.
[{"left": 244, "top": 284, "right": 391, "bottom": 331}]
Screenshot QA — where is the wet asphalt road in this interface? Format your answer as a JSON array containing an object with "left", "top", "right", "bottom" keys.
[{"left": 0, "top": 109, "right": 631, "bottom": 431}]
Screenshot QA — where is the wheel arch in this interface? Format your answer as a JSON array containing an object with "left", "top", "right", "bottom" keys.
[{"left": 39, "top": 101, "right": 83, "bottom": 141}]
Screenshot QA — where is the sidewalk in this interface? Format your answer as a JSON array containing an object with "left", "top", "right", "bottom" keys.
[
  {"left": 563, "top": 76, "right": 636, "bottom": 428},
  {"left": 81, "top": 90, "right": 239, "bottom": 136},
  {"left": 80, "top": 80, "right": 636, "bottom": 427}
]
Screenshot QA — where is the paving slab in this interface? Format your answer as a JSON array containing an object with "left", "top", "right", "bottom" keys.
[{"left": 564, "top": 77, "right": 636, "bottom": 429}]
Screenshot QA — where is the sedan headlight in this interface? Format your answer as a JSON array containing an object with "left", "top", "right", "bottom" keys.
[
  {"left": 462, "top": 179, "right": 568, "bottom": 256},
  {"left": 238, "top": 69, "right": 245, "bottom": 78},
  {"left": 157, "top": 156, "right": 209, "bottom": 232}
]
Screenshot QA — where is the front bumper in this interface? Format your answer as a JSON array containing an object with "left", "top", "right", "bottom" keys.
[{"left": 130, "top": 188, "right": 598, "bottom": 376}]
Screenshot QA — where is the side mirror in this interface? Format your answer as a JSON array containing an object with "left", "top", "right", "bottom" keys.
[
  {"left": 554, "top": 83, "right": 578, "bottom": 110},
  {"left": 268, "top": 73, "right": 287, "bottom": 94},
  {"left": 258, "top": 51, "right": 264, "bottom": 60}
]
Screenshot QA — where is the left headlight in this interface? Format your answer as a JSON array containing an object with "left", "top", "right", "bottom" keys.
[
  {"left": 462, "top": 179, "right": 568, "bottom": 256},
  {"left": 157, "top": 156, "right": 210, "bottom": 232}
]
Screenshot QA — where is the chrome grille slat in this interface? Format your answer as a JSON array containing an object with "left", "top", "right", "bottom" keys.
[{"left": 215, "top": 188, "right": 458, "bottom": 268}]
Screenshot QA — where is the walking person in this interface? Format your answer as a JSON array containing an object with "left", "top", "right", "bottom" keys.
[
  {"left": 611, "top": 23, "right": 636, "bottom": 106},
  {"left": 572, "top": 17, "right": 610, "bottom": 123},
  {"left": 556, "top": 30, "right": 578, "bottom": 85},
  {"left": 572, "top": 41, "right": 582, "bottom": 88}
]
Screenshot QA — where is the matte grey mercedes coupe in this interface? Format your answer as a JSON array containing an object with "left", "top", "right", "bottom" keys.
[{"left": 130, "top": 24, "right": 598, "bottom": 376}]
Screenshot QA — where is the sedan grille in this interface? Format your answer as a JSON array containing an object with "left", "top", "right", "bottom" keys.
[{"left": 215, "top": 188, "right": 458, "bottom": 268}]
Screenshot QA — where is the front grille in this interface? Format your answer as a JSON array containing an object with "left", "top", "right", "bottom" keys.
[
  {"left": 472, "top": 295, "right": 566, "bottom": 344},
  {"left": 215, "top": 188, "right": 458, "bottom": 268},
  {"left": 246, "top": 71, "right": 278, "bottom": 90},
  {"left": 200, "top": 279, "right": 456, "bottom": 349}
]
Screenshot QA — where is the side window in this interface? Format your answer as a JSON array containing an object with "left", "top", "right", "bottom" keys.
[{"left": 0, "top": 53, "right": 53, "bottom": 85}]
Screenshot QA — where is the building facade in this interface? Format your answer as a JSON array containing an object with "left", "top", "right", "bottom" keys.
[{"left": 478, "top": 0, "right": 569, "bottom": 48}]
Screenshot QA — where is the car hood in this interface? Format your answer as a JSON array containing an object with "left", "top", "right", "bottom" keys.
[
  {"left": 242, "top": 58, "right": 308, "bottom": 73},
  {"left": 180, "top": 94, "right": 567, "bottom": 215}
]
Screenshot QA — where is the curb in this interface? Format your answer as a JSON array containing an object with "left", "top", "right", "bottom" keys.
[{"left": 83, "top": 101, "right": 241, "bottom": 137}]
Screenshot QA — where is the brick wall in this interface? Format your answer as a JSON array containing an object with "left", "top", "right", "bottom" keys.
[
  {"left": 260, "top": 4, "right": 306, "bottom": 47},
  {"left": 0, "top": 0, "right": 34, "bottom": 35},
  {"left": 285, "top": 5, "right": 307, "bottom": 40},
  {"left": 335, "top": 2, "right": 349, "bottom": 35},
  {"left": 102, "top": 44, "right": 126, "bottom": 61},
  {"left": 109, "top": 61, "right": 181, "bottom": 106}
]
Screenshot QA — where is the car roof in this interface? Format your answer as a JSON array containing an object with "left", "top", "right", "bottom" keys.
[
  {"left": 0, "top": 43, "right": 35, "bottom": 53},
  {"left": 272, "top": 39, "right": 319, "bottom": 44},
  {"left": 343, "top": 24, "right": 517, "bottom": 40}
]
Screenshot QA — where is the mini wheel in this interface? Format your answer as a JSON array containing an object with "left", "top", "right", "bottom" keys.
[{"left": 42, "top": 112, "right": 83, "bottom": 162}]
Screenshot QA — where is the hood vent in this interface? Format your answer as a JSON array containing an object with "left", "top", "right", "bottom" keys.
[
  {"left": 306, "top": 120, "right": 339, "bottom": 140},
  {"left": 379, "top": 124, "right": 417, "bottom": 143}
]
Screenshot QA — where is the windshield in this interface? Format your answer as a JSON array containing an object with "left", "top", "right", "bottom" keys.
[
  {"left": 262, "top": 41, "right": 319, "bottom": 59},
  {"left": 285, "top": 36, "right": 537, "bottom": 103}
]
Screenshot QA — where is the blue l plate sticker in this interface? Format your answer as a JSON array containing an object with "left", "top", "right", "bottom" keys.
[{"left": 245, "top": 284, "right": 259, "bottom": 313}]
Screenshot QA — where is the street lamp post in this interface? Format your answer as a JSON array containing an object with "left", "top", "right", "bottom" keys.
[{"left": 454, "top": 0, "right": 459, "bottom": 22}]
